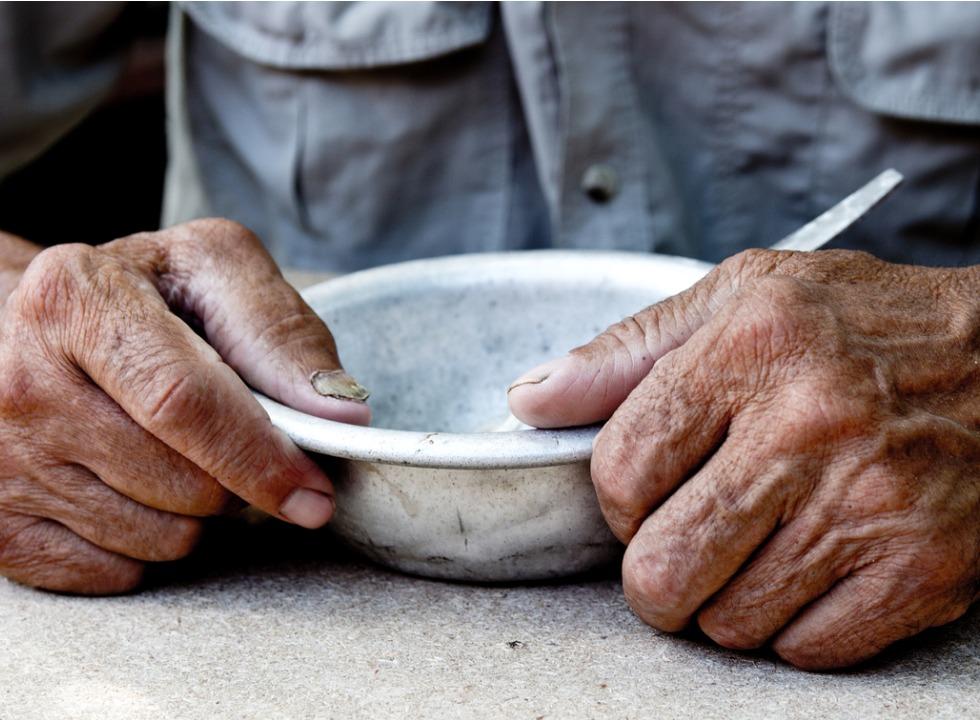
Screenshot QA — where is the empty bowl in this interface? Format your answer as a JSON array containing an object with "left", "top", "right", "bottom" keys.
[{"left": 256, "top": 250, "right": 712, "bottom": 581}]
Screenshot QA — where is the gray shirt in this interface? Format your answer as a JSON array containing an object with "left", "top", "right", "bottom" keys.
[{"left": 5, "top": 3, "right": 980, "bottom": 271}]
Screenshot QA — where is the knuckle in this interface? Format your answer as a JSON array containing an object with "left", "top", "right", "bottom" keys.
[
  {"left": 0, "top": 512, "right": 144, "bottom": 595},
  {"left": 66, "top": 559, "right": 144, "bottom": 595},
  {"left": 719, "top": 248, "right": 781, "bottom": 280},
  {"left": 778, "top": 249, "right": 881, "bottom": 282},
  {"left": 0, "top": 514, "right": 43, "bottom": 569},
  {"left": 63, "top": 557, "right": 145, "bottom": 596},
  {"left": 219, "top": 423, "right": 280, "bottom": 490},
  {"left": 0, "top": 474, "right": 51, "bottom": 516},
  {"left": 0, "top": 358, "right": 42, "bottom": 418},
  {"left": 708, "top": 474, "right": 758, "bottom": 525},
  {"left": 182, "top": 218, "right": 261, "bottom": 257},
  {"left": 12, "top": 244, "right": 96, "bottom": 326},
  {"left": 723, "top": 276, "right": 812, "bottom": 363},
  {"left": 135, "top": 363, "right": 271, "bottom": 489},
  {"left": 697, "top": 604, "right": 765, "bottom": 650},
  {"left": 933, "top": 598, "right": 972, "bottom": 626},
  {"left": 139, "top": 364, "right": 275, "bottom": 492},
  {"left": 757, "top": 271, "right": 802, "bottom": 294},
  {"left": 772, "top": 636, "right": 835, "bottom": 671},
  {"left": 248, "top": 305, "right": 331, "bottom": 364},
  {"left": 853, "top": 467, "right": 918, "bottom": 520},
  {"left": 742, "top": 275, "right": 809, "bottom": 316},
  {"left": 591, "top": 429, "right": 626, "bottom": 499},
  {"left": 894, "top": 540, "right": 970, "bottom": 597},
  {"left": 591, "top": 429, "right": 645, "bottom": 540},
  {"left": 187, "top": 479, "right": 232, "bottom": 517},
  {"left": 782, "top": 380, "right": 864, "bottom": 438},
  {"left": 621, "top": 543, "right": 688, "bottom": 632},
  {"left": 186, "top": 408, "right": 282, "bottom": 501},
  {"left": 579, "top": 314, "right": 652, "bottom": 366},
  {"left": 93, "top": 561, "right": 145, "bottom": 595},
  {"left": 153, "top": 516, "right": 203, "bottom": 561},
  {"left": 140, "top": 363, "right": 215, "bottom": 433}
]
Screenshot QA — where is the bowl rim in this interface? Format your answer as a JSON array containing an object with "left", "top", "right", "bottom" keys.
[{"left": 258, "top": 250, "right": 713, "bottom": 469}]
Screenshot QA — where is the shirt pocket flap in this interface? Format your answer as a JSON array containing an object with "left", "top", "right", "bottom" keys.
[
  {"left": 828, "top": 2, "right": 980, "bottom": 125},
  {"left": 181, "top": 1, "right": 492, "bottom": 69}
]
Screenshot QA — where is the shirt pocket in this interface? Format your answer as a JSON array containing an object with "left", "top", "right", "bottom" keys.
[
  {"left": 181, "top": 0, "right": 493, "bottom": 69},
  {"left": 827, "top": 2, "right": 980, "bottom": 125},
  {"left": 180, "top": 1, "right": 521, "bottom": 270}
]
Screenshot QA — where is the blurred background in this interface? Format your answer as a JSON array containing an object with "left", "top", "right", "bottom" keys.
[{"left": 0, "top": 2, "right": 168, "bottom": 246}]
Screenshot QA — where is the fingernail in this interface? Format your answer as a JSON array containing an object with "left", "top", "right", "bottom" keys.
[
  {"left": 507, "top": 356, "right": 570, "bottom": 393},
  {"left": 279, "top": 488, "right": 335, "bottom": 529},
  {"left": 311, "top": 370, "right": 370, "bottom": 402}
]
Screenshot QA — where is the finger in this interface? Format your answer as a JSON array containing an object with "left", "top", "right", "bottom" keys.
[
  {"left": 107, "top": 221, "right": 370, "bottom": 425},
  {"left": 696, "top": 514, "right": 856, "bottom": 650},
  {"left": 20, "top": 248, "right": 336, "bottom": 529},
  {"left": 589, "top": 328, "right": 735, "bottom": 542},
  {"left": 507, "top": 281, "right": 719, "bottom": 428},
  {"left": 621, "top": 429, "right": 796, "bottom": 632},
  {"left": 507, "top": 249, "right": 785, "bottom": 428},
  {"left": 772, "top": 567, "right": 971, "bottom": 671},
  {"left": 0, "top": 511, "right": 143, "bottom": 595},
  {"left": 1, "top": 464, "right": 203, "bottom": 562},
  {"left": 63, "top": 384, "right": 230, "bottom": 516}
]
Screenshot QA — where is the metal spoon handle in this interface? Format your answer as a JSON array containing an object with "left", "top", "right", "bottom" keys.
[{"left": 769, "top": 169, "right": 903, "bottom": 253}]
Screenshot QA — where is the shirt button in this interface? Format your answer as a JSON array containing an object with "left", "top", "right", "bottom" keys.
[{"left": 581, "top": 164, "right": 619, "bottom": 203}]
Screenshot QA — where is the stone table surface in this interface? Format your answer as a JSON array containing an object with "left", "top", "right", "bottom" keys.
[{"left": 1, "top": 517, "right": 977, "bottom": 720}]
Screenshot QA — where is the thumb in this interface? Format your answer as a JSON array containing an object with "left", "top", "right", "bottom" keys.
[
  {"left": 507, "top": 258, "right": 751, "bottom": 428},
  {"left": 110, "top": 220, "right": 372, "bottom": 426}
]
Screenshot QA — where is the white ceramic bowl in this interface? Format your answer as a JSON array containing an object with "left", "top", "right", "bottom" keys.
[{"left": 256, "top": 250, "right": 712, "bottom": 581}]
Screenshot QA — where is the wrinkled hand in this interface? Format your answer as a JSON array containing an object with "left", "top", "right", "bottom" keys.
[
  {"left": 0, "top": 220, "right": 369, "bottom": 594},
  {"left": 509, "top": 249, "right": 980, "bottom": 670}
]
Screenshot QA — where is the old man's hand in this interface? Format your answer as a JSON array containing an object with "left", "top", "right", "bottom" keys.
[
  {"left": 509, "top": 249, "right": 979, "bottom": 670},
  {"left": 0, "top": 220, "right": 368, "bottom": 594}
]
